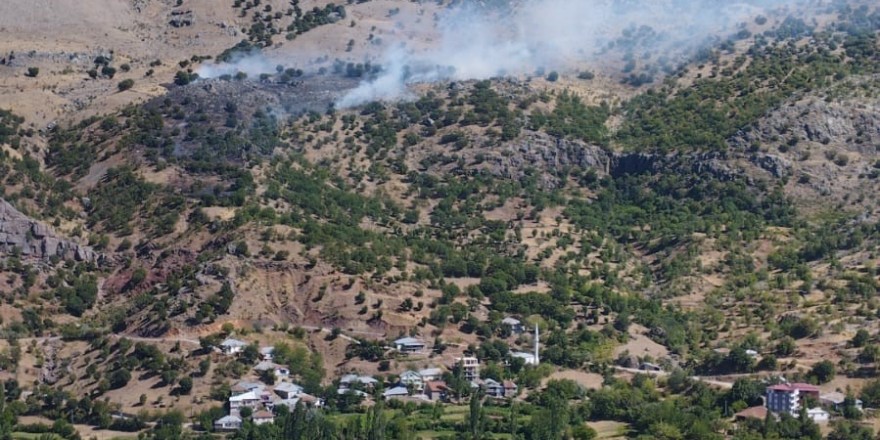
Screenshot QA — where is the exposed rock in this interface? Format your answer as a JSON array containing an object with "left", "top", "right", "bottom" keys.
[
  {"left": 477, "top": 132, "right": 747, "bottom": 189},
  {"left": 750, "top": 153, "right": 792, "bottom": 178},
  {"left": 483, "top": 133, "right": 610, "bottom": 188},
  {"left": 169, "top": 10, "right": 194, "bottom": 28},
  {"left": 0, "top": 199, "right": 99, "bottom": 262}
]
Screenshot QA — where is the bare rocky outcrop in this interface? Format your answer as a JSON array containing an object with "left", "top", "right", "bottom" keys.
[
  {"left": 476, "top": 132, "right": 748, "bottom": 189},
  {"left": 0, "top": 199, "right": 98, "bottom": 262},
  {"left": 169, "top": 10, "right": 194, "bottom": 28}
]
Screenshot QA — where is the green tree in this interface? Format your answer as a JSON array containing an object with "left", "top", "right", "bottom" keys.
[
  {"left": 808, "top": 360, "right": 835, "bottom": 384},
  {"left": 827, "top": 419, "right": 874, "bottom": 440},
  {"left": 852, "top": 329, "right": 870, "bottom": 347},
  {"left": 177, "top": 376, "right": 193, "bottom": 395},
  {"left": 108, "top": 368, "right": 131, "bottom": 389},
  {"left": 0, "top": 388, "right": 15, "bottom": 440},
  {"left": 859, "top": 379, "right": 880, "bottom": 407},
  {"left": 468, "top": 391, "right": 485, "bottom": 440},
  {"left": 118, "top": 79, "right": 135, "bottom": 91}
]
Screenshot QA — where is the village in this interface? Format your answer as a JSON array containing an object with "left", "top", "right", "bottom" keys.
[
  {"left": 210, "top": 319, "right": 540, "bottom": 431},
  {"left": 207, "top": 315, "right": 866, "bottom": 433}
]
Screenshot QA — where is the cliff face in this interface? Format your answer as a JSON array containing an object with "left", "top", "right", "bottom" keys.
[
  {"left": 477, "top": 132, "right": 753, "bottom": 189},
  {"left": 0, "top": 199, "right": 98, "bottom": 262}
]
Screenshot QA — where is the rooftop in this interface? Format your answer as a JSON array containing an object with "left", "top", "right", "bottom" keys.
[
  {"left": 419, "top": 367, "right": 444, "bottom": 376},
  {"left": 383, "top": 386, "right": 409, "bottom": 397},
  {"left": 425, "top": 381, "right": 447, "bottom": 392},
  {"left": 252, "top": 410, "right": 274, "bottom": 419},
  {"left": 734, "top": 406, "right": 768, "bottom": 420},
  {"left": 767, "top": 383, "right": 820, "bottom": 392},
  {"left": 221, "top": 338, "right": 247, "bottom": 347},
  {"left": 229, "top": 391, "right": 259, "bottom": 402},
  {"left": 254, "top": 361, "right": 283, "bottom": 371},
  {"left": 394, "top": 337, "right": 425, "bottom": 345},
  {"left": 274, "top": 382, "right": 303, "bottom": 393},
  {"left": 340, "top": 374, "right": 378, "bottom": 384}
]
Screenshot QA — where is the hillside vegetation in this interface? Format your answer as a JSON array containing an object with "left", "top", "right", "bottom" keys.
[{"left": 0, "top": 1, "right": 878, "bottom": 440}]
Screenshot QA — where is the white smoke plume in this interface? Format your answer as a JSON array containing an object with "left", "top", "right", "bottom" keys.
[
  {"left": 197, "top": 53, "right": 278, "bottom": 79},
  {"left": 337, "top": 0, "right": 810, "bottom": 107}
]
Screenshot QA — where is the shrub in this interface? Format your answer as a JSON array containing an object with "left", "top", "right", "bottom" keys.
[
  {"left": 108, "top": 368, "right": 132, "bottom": 389},
  {"left": 177, "top": 376, "right": 193, "bottom": 395},
  {"left": 174, "top": 70, "right": 197, "bottom": 85},
  {"left": 117, "top": 79, "right": 135, "bottom": 91},
  {"left": 578, "top": 71, "right": 595, "bottom": 80},
  {"left": 25, "top": 67, "right": 39, "bottom": 77}
]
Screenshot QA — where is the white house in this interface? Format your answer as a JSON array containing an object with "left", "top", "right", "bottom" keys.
[
  {"left": 455, "top": 357, "right": 480, "bottom": 381},
  {"left": 231, "top": 380, "right": 264, "bottom": 394},
  {"left": 418, "top": 367, "right": 444, "bottom": 382},
  {"left": 511, "top": 351, "right": 538, "bottom": 365},
  {"left": 501, "top": 317, "right": 525, "bottom": 334},
  {"left": 214, "top": 415, "right": 242, "bottom": 431},
  {"left": 260, "top": 346, "right": 275, "bottom": 361},
  {"left": 394, "top": 337, "right": 426, "bottom": 354},
  {"left": 252, "top": 410, "right": 275, "bottom": 426},
  {"left": 399, "top": 370, "right": 425, "bottom": 391},
  {"left": 229, "top": 391, "right": 261, "bottom": 414},
  {"left": 807, "top": 407, "right": 830, "bottom": 423},
  {"left": 273, "top": 382, "right": 304, "bottom": 400},
  {"left": 220, "top": 338, "right": 248, "bottom": 355},
  {"left": 338, "top": 388, "right": 369, "bottom": 398}
]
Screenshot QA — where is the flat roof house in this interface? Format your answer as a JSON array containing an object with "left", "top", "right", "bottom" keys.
[
  {"left": 229, "top": 391, "right": 261, "bottom": 414},
  {"left": 220, "top": 338, "right": 247, "bottom": 355},
  {"left": 455, "top": 356, "right": 480, "bottom": 381},
  {"left": 394, "top": 337, "right": 426, "bottom": 354},
  {"left": 511, "top": 351, "right": 538, "bottom": 365},
  {"left": 807, "top": 407, "right": 830, "bottom": 423},
  {"left": 766, "top": 383, "right": 820, "bottom": 416},
  {"left": 502, "top": 317, "right": 525, "bottom": 334},
  {"left": 419, "top": 367, "right": 444, "bottom": 382}
]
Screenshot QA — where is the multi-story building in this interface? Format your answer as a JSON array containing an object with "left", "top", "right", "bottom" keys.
[
  {"left": 455, "top": 356, "right": 480, "bottom": 381},
  {"left": 766, "top": 383, "right": 820, "bottom": 415}
]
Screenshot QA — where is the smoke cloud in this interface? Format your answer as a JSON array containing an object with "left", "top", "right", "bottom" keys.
[
  {"left": 337, "top": 0, "right": 808, "bottom": 107},
  {"left": 197, "top": 53, "right": 278, "bottom": 79}
]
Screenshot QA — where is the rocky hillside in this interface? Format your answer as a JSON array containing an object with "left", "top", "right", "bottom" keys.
[{"left": 0, "top": 1, "right": 877, "bottom": 440}]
